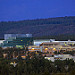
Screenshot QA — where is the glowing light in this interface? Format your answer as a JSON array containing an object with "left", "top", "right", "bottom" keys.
[
  {"left": 29, "top": 46, "right": 31, "bottom": 48},
  {"left": 45, "top": 48, "right": 48, "bottom": 50},
  {"left": 16, "top": 45, "right": 23, "bottom": 49},
  {"left": 14, "top": 62, "right": 15, "bottom": 64},
  {"left": 53, "top": 48, "right": 56, "bottom": 51},
  {"left": 36, "top": 52, "right": 38, "bottom": 54},
  {"left": 21, "top": 40, "right": 23, "bottom": 41},
  {"left": 10, "top": 62, "right": 13, "bottom": 65},
  {"left": 51, "top": 47, "right": 53, "bottom": 48},
  {"left": 48, "top": 58, "right": 50, "bottom": 59},
  {"left": 21, "top": 56, "right": 26, "bottom": 58},
  {"left": 60, "top": 46, "right": 62, "bottom": 48},
  {"left": 65, "top": 44, "right": 67, "bottom": 46},
  {"left": 32, "top": 48, "right": 34, "bottom": 50},
  {"left": 72, "top": 43, "right": 74, "bottom": 45}
]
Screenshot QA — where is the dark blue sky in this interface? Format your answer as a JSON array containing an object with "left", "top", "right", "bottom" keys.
[{"left": 0, "top": 0, "right": 75, "bottom": 21}]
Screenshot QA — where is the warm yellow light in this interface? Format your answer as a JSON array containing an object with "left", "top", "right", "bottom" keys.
[
  {"left": 60, "top": 46, "right": 62, "bottom": 48},
  {"left": 21, "top": 56, "right": 26, "bottom": 58},
  {"left": 10, "top": 62, "right": 13, "bottom": 65},
  {"left": 14, "top": 62, "right": 15, "bottom": 64},
  {"left": 53, "top": 48, "right": 56, "bottom": 51},
  {"left": 45, "top": 48, "right": 48, "bottom": 50},
  {"left": 65, "top": 44, "right": 67, "bottom": 46},
  {"left": 72, "top": 43, "right": 74, "bottom": 45},
  {"left": 29, "top": 46, "right": 31, "bottom": 48},
  {"left": 48, "top": 58, "right": 50, "bottom": 60},
  {"left": 32, "top": 48, "right": 34, "bottom": 50},
  {"left": 21, "top": 40, "right": 23, "bottom": 41},
  {"left": 36, "top": 52, "right": 38, "bottom": 54}
]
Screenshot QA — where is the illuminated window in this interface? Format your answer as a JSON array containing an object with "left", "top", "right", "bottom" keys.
[
  {"left": 21, "top": 40, "right": 23, "bottom": 41},
  {"left": 53, "top": 48, "right": 56, "bottom": 51},
  {"left": 45, "top": 48, "right": 48, "bottom": 50},
  {"left": 65, "top": 44, "right": 67, "bottom": 46},
  {"left": 48, "top": 58, "right": 50, "bottom": 60},
  {"left": 72, "top": 43, "right": 74, "bottom": 45},
  {"left": 29, "top": 46, "right": 31, "bottom": 48},
  {"left": 32, "top": 48, "right": 34, "bottom": 50},
  {"left": 36, "top": 52, "right": 38, "bottom": 54},
  {"left": 10, "top": 62, "right": 13, "bottom": 65}
]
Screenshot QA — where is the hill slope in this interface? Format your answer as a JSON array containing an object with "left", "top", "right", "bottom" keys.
[{"left": 0, "top": 16, "right": 75, "bottom": 39}]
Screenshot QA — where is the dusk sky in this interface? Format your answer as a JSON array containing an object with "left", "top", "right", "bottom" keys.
[{"left": 0, "top": 0, "right": 75, "bottom": 21}]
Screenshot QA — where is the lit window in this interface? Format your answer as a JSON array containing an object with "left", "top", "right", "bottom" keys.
[
  {"left": 65, "top": 44, "right": 67, "bottom": 46},
  {"left": 32, "top": 48, "right": 34, "bottom": 50},
  {"left": 53, "top": 48, "right": 56, "bottom": 51},
  {"left": 36, "top": 52, "right": 38, "bottom": 54},
  {"left": 45, "top": 48, "right": 48, "bottom": 50},
  {"left": 21, "top": 40, "right": 23, "bottom": 41},
  {"left": 29, "top": 46, "right": 31, "bottom": 48},
  {"left": 48, "top": 58, "right": 50, "bottom": 59}
]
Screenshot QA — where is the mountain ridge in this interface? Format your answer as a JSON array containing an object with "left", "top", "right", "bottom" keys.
[{"left": 0, "top": 16, "right": 75, "bottom": 39}]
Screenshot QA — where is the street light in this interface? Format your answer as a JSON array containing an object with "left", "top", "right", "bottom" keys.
[{"left": 10, "top": 61, "right": 17, "bottom": 67}]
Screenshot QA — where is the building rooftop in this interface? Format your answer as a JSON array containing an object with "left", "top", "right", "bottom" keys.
[{"left": 40, "top": 42, "right": 60, "bottom": 45}]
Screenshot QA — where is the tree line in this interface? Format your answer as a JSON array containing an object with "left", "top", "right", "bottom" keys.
[{"left": 0, "top": 48, "right": 75, "bottom": 75}]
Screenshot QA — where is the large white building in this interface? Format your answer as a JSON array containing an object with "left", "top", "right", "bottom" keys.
[
  {"left": 33, "top": 39, "right": 50, "bottom": 46},
  {"left": 50, "top": 39, "right": 75, "bottom": 45},
  {"left": 33, "top": 39, "right": 75, "bottom": 46},
  {"left": 0, "top": 40, "right": 4, "bottom": 46},
  {"left": 45, "top": 54, "right": 74, "bottom": 62}
]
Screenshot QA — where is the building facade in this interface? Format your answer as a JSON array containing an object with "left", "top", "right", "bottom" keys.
[{"left": 1, "top": 34, "right": 33, "bottom": 48}]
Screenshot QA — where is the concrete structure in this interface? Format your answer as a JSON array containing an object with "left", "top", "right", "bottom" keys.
[
  {"left": 45, "top": 54, "right": 74, "bottom": 62},
  {"left": 33, "top": 39, "right": 75, "bottom": 46},
  {"left": 0, "top": 40, "right": 4, "bottom": 47},
  {"left": 33, "top": 39, "right": 50, "bottom": 46},
  {"left": 28, "top": 39, "right": 75, "bottom": 56},
  {"left": 0, "top": 40, "right": 4, "bottom": 43},
  {"left": 40, "top": 42, "right": 62, "bottom": 55},
  {"left": 40, "top": 39, "right": 75, "bottom": 52},
  {"left": 54, "top": 54, "right": 73, "bottom": 61},
  {"left": 51, "top": 39, "right": 75, "bottom": 46},
  {"left": 45, "top": 57, "right": 54, "bottom": 62},
  {"left": 33, "top": 39, "right": 75, "bottom": 52}
]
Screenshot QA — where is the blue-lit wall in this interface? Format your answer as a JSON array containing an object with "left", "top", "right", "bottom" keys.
[
  {"left": 1, "top": 34, "right": 33, "bottom": 48},
  {"left": 4, "top": 34, "right": 32, "bottom": 40}
]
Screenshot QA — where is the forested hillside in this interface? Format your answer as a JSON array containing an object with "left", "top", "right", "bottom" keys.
[{"left": 0, "top": 16, "right": 75, "bottom": 39}]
